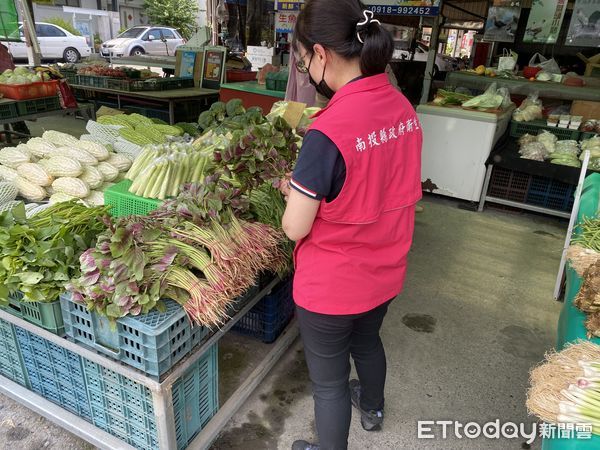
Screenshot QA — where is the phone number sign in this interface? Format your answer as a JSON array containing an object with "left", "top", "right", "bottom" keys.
[{"left": 364, "top": 1, "right": 440, "bottom": 16}]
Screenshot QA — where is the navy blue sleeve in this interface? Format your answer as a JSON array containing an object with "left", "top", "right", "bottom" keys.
[{"left": 291, "top": 130, "right": 346, "bottom": 201}]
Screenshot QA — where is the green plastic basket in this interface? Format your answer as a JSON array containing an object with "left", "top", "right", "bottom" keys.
[
  {"left": 0, "top": 294, "right": 64, "bottom": 335},
  {"left": 581, "top": 132, "right": 599, "bottom": 141},
  {"left": 15, "top": 96, "right": 61, "bottom": 116},
  {"left": 510, "top": 120, "right": 581, "bottom": 140},
  {"left": 104, "top": 179, "right": 162, "bottom": 218}
]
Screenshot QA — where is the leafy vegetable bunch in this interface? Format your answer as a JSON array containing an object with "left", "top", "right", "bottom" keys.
[{"left": 0, "top": 201, "right": 109, "bottom": 304}]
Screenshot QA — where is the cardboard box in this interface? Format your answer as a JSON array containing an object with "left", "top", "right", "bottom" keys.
[{"left": 571, "top": 100, "right": 600, "bottom": 121}]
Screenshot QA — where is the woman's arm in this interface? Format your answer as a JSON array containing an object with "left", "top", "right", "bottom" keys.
[{"left": 282, "top": 189, "right": 320, "bottom": 241}]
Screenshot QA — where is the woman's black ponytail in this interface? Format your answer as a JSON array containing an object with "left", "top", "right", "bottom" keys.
[{"left": 293, "top": 0, "right": 394, "bottom": 77}]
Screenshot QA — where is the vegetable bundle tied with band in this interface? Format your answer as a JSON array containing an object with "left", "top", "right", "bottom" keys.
[
  {"left": 527, "top": 341, "right": 600, "bottom": 435},
  {"left": 68, "top": 196, "right": 287, "bottom": 327}
]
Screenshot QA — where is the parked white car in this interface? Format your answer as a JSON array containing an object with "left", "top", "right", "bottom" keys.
[
  {"left": 1, "top": 22, "right": 91, "bottom": 63},
  {"left": 394, "top": 42, "right": 458, "bottom": 74},
  {"left": 100, "top": 26, "right": 185, "bottom": 59}
]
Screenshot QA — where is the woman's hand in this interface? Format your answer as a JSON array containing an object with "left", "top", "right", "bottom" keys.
[{"left": 279, "top": 172, "right": 292, "bottom": 201}]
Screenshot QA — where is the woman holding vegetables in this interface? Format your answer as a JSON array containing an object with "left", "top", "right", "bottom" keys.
[{"left": 280, "top": 1, "right": 422, "bottom": 449}]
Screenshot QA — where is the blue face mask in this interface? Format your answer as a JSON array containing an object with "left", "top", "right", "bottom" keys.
[{"left": 307, "top": 54, "right": 336, "bottom": 100}]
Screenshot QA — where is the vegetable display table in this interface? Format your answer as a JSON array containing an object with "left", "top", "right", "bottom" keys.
[
  {"left": 543, "top": 173, "right": 600, "bottom": 449},
  {"left": 446, "top": 72, "right": 600, "bottom": 102},
  {"left": 417, "top": 103, "right": 514, "bottom": 202},
  {"left": 0, "top": 276, "right": 299, "bottom": 449},
  {"left": 71, "top": 85, "right": 219, "bottom": 124},
  {"left": 220, "top": 81, "right": 285, "bottom": 112}
]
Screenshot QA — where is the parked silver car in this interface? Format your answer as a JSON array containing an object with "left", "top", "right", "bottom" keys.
[{"left": 101, "top": 26, "right": 184, "bottom": 58}]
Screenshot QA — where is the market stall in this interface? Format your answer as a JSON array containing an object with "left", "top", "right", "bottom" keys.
[{"left": 0, "top": 98, "right": 313, "bottom": 449}]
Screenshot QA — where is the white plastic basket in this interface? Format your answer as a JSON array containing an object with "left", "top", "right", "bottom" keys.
[
  {"left": 113, "top": 138, "right": 142, "bottom": 160},
  {"left": 85, "top": 120, "right": 123, "bottom": 145}
]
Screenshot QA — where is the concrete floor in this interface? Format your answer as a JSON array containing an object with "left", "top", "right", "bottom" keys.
[{"left": 0, "top": 116, "right": 566, "bottom": 449}]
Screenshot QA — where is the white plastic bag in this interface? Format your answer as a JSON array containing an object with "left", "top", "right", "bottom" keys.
[
  {"left": 528, "top": 53, "right": 561, "bottom": 74},
  {"left": 498, "top": 49, "right": 517, "bottom": 72}
]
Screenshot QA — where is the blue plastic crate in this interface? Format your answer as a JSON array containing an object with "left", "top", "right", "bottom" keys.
[
  {"left": 0, "top": 317, "right": 28, "bottom": 387},
  {"left": 525, "top": 175, "right": 576, "bottom": 212},
  {"left": 83, "top": 344, "right": 218, "bottom": 450},
  {"left": 172, "top": 344, "right": 219, "bottom": 448},
  {"left": 233, "top": 276, "right": 295, "bottom": 343},
  {"left": 60, "top": 293, "right": 208, "bottom": 379},
  {"left": 14, "top": 326, "right": 91, "bottom": 420}
]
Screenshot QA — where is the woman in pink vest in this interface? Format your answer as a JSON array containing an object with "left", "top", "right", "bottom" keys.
[{"left": 280, "top": 1, "right": 422, "bottom": 449}]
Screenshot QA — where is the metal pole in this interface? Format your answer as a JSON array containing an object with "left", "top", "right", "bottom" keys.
[
  {"left": 18, "top": 0, "right": 41, "bottom": 65},
  {"left": 419, "top": 12, "right": 442, "bottom": 105},
  {"left": 553, "top": 150, "right": 591, "bottom": 300}
]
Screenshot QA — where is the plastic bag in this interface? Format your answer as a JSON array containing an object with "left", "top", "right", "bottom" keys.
[
  {"left": 528, "top": 53, "right": 561, "bottom": 74},
  {"left": 57, "top": 79, "right": 77, "bottom": 109},
  {"left": 462, "top": 83, "right": 512, "bottom": 110},
  {"left": 519, "top": 141, "right": 546, "bottom": 161},
  {"left": 498, "top": 49, "right": 517, "bottom": 72},
  {"left": 513, "top": 93, "right": 543, "bottom": 122},
  {"left": 555, "top": 140, "right": 580, "bottom": 156},
  {"left": 519, "top": 133, "right": 537, "bottom": 146},
  {"left": 537, "top": 131, "right": 557, "bottom": 154}
]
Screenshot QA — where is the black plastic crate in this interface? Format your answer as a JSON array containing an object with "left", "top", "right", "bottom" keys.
[
  {"left": 233, "top": 276, "right": 294, "bottom": 343},
  {"left": 487, "top": 166, "right": 531, "bottom": 203},
  {"left": 15, "top": 96, "right": 61, "bottom": 116},
  {"left": 0, "top": 101, "right": 18, "bottom": 119}
]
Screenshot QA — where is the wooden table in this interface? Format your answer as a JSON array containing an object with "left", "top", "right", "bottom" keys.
[{"left": 71, "top": 85, "right": 219, "bottom": 124}]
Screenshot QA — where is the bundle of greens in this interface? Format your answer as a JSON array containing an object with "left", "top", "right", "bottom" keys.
[
  {"left": 197, "top": 99, "right": 264, "bottom": 133},
  {"left": 68, "top": 206, "right": 287, "bottom": 327},
  {"left": 0, "top": 201, "right": 109, "bottom": 304},
  {"left": 212, "top": 116, "right": 299, "bottom": 192}
]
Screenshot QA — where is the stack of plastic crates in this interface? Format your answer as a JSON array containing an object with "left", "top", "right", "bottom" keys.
[{"left": 0, "top": 293, "right": 65, "bottom": 335}]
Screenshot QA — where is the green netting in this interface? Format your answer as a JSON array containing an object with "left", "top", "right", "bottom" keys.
[{"left": 0, "top": 0, "right": 19, "bottom": 42}]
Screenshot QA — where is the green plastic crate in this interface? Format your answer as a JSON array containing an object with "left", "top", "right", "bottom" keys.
[
  {"left": 15, "top": 96, "right": 61, "bottom": 116},
  {"left": 0, "top": 317, "right": 29, "bottom": 387},
  {"left": 0, "top": 100, "right": 17, "bottom": 119},
  {"left": 76, "top": 75, "right": 109, "bottom": 88},
  {"left": 510, "top": 120, "right": 581, "bottom": 140},
  {"left": 103, "top": 179, "right": 162, "bottom": 218},
  {"left": 106, "top": 78, "right": 132, "bottom": 91},
  {"left": 0, "top": 294, "right": 64, "bottom": 335},
  {"left": 581, "top": 132, "right": 598, "bottom": 141}
]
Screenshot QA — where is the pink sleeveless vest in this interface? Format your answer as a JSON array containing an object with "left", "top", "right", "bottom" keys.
[{"left": 293, "top": 73, "right": 422, "bottom": 315}]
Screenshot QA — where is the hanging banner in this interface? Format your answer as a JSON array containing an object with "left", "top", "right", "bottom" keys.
[
  {"left": 483, "top": 0, "right": 522, "bottom": 43},
  {"left": 363, "top": 0, "right": 441, "bottom": 16},
  {"left": 565, "top": 0, "right": 600, "bottom": 47},
  {"left": 523, "top": 0, "right": 568, "bottom": 44},
  {"left": 275, "top": 11, "right": 299, "bottom": 33}
]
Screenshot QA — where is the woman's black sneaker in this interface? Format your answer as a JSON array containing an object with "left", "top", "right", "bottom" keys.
[
  {"left": 349, "top": 379, "right": 384, "bottom": 431},
  {"left": 292, "top": 440, "right": 319, "bottom": 450}
]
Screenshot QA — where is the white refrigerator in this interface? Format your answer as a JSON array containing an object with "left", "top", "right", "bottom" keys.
[{"left": 417, "top": 104, "right": 514, "bottom": 202}]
